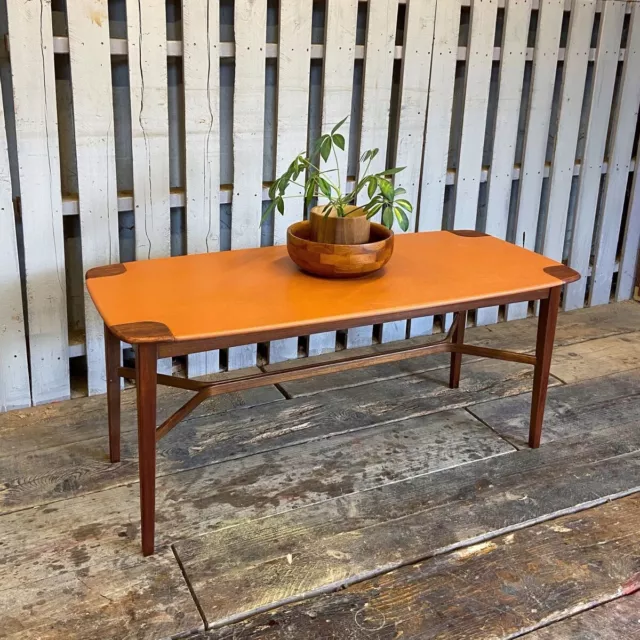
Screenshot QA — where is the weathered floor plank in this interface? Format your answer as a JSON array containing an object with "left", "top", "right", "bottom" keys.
[
  {"left": 0, "top": 367, "right": 283, "bottom": 457},
  {"left": 0, "top": 409, "right": 509, "bottom": 594},
  {"left": 0, "top": 549, "right": 203, "bottom": 640},
  {"left": 550, "top": 331, "right": 640, "bottom": 383},
  {"left": 174, "top": 423, "right": 640, "bottom": 628},
  {"left": 524, "top": 591, "right": 640, "bottom": 639},
  {"left": 268, "top": 302, "right": 640, "bottom": 397},
  {"left": 469, "top": 369, "right": 640, "bottom": 449},
  {"left": 201, "top": 493, "right": 640, "bottom": 639},
  {"left": 0, "top": 358, "right": 540, "bottom": 513}
]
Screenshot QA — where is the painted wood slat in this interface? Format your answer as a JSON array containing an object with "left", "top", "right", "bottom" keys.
[
  {"left": 379, "top": 0, "right": 437, "bottom": 345},
  {"left": 67, "top": 0, "right": 120, "bottom": 396},
  {"left": 564, "top": 1, "right": 627, "bottom": 311},
  {"left": 589, "top": 5, "right": 640, "bottom": 306},
  {"left": 453, "top": 0, "right": 497, "bottom": 230},
  {"left": 476, "top": 0, "right": 532, "bottom": 327},
  {"left": 6, "top": 0, "right": 70, "bottom": 405},
  {"left": 182, "top": 0, "right": 221, "bottom": 377},
  {"left": 0, "top": 91, "right": 30, "bottom": 411},
  {"left": 616, "top": 151, "right": 640, "bottom": 301},
  {"left": 347, "top": 0, "right": 397, "bottom": 350},
  {"left": 126, "top": 0, "right": 172, "bottom": 375},
  {"left": 446, "top": 0, "right": 497, "bottom": 332},
  {"left": 541, "top": 0, "right": 596, "bottom": 266},
  {"left": 410, "top": 0, "right": 461, "bottom": 338},
  {"left": 507, "top": 0, "right": 564, "bottom": 321},
  {"left": 227, "top": 0, "right": 267, "bottom": 370},
  {"left": 269, "top": 0, "right": 313, "bottom": 364},
  {"left": 307, "top": 0, "right": 358, "bottom": 357}
]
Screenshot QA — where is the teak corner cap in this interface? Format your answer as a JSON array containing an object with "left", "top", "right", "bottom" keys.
[
  {"left": 86, "top": 264, "right": 127, "bottom": 279},
  {"left": 543, "top": 265, "right": 581, "bottom": 284}
]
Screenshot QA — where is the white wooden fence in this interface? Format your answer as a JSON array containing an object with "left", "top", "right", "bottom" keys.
[{"left": 0, "top": 0, "right": 639, "bottom": 411}]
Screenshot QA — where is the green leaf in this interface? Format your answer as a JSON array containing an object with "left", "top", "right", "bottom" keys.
[
  {"left": 396, "top": 199, "right": 413, "bottom": 213},
  {"left": 365, "top": 202, "right": 383, "bottom": 219},
  {"left": 394, "top": 206, "right": 410, "bottom": 232},
  {"left": 268, "top": 181, "right": 277, "bottom": 200},
  {"left": 393, "top": 187, "right": 406, "bottom": 196},
  {"left": 260, "top": 199, "right": 277, "bottom": 225},
  {"left": 367, "top": 176, "right": 377, "bottom": 199},
  {"left": 318, "top": 177, "right": 332, "bottom": 198},
  {"left": 379, "top": 179, "right": 394, "bottom": 200},
  {"left": 320, "top": 136, "right": 332, "bottom": 162},
  {"left": 332, "top": 133, "right": 345, "bottom": 151},
  {"left": 361, "top": 150, "right": 371, "bottom": 163},
  {"left": 382, "top": 205, "right": 394, "bottom": 229},
  {"left": 382, "top": 167, "right": 405, "bottom": 176},
  {"left": 331, "top": 116, "right": 348, "bottom": 135},
  {"left": 369, "top": 148, "right": 379, "bottom": 161},
  {"left": 323, "top": 203, "right": 333, "bottom": 217},
  {"left": 276, "top": 197, "right": 284, "bottom": 214}
]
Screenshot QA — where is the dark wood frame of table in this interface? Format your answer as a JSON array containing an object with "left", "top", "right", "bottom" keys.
[{"left": 105, "top": 285, "right": 562, "bottom": 556}]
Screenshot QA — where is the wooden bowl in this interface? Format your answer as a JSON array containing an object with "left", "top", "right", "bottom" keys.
[{"left": 286, "top": 221, "right": 394, "bottom": 278}]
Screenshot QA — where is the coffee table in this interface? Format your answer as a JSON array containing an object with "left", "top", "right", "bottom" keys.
[{"left": 87, "top": 230, "right": 579, "bottom": 555}]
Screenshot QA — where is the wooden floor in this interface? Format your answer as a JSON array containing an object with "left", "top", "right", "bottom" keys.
[{"left": 1, "top": 301, "right": 640, "bottom": 640}]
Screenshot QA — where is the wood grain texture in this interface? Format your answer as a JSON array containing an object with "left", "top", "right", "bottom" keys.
[
  {"left": 183, "top": 428, "right": 640, "bottom": 631},
  {"left": 525, "top": 591, "right": 640, "bottom": 639},
  {"left": 202, "top": 493, "right": 640, "bottom": 638},
  {"left": 228, "top": 0, "right": 267, "bottom": 370},
  {"left": 6, "top": 0, "right": 70, "bottom": 405},
  {"left": 269, "top": 0, "right": 313, "bottom": 364},
  {"left": 590, "top": 4, "right": 640, "bottom": 306},
  {"left": 550, "top": 331, "right": 640, "bottom": 384},
  {"left": 564, "top": 0, "right": 627, "bottom": 310},
  {"left": 348, "top": 0, "right": 398, "bottom": 349},
  {"left": 308, "top": 0, "right": 358, "bottom": 357},
  {"left": 382, "top": 0, "right": 436, "bottom": 343},
  {"left": 541, "top": 0, "right": 596, "bottom": 264},
  {"left": 617, "top": 151, "right": 640, "bottom": 301},
  {"left": 287, "top": 220, "right": 393, "bottom": 278},
  {"left": 453, "top": 0, "right": 497, "bottom": 229},
  {"left": 0, "top": 549, "right": 203, "bottom": 640},
  {"left": 271, "top": 300, "right": 640, "bottom": 397},
  {"left": 411, "top": 0, "right": 461, "bottom": 338},
  {"left": 126, "top": 0, "right": 171, "bottom": 261},
  {"left": 67, "top": 0, "right": 120, "bottom": 396},
  {"left": 477, "top": 0, "right": 532, "bottom": 326},
  {"left": 0, "top": 406, "right": 512, "bottom": 592},
  {"left": 0, "top": 357, "right": 545, "bottom": 515},
  {"left": 470, "top": 368, "right": 640, "bottom": 448},
  {"left": 183, "top": 0, "right": 222, "bottom": 377},
  {"left": 0, "top": 65, "right": 30, "bottom": 411},
  {"left": 508, "top": 0, "right": 564, "bottom": 321},
  {"left": 0, "top": 366, "right": 282, "bottom": 458}
]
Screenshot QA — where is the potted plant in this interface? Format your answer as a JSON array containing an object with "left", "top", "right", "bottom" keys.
[{"left": 262, "top": 117, "right": 413, "bottom": 245}]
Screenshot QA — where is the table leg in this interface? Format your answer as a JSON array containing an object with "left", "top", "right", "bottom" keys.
[
  {"left": 105, "top": 325, "right": 121, "bottom": 463},
  {"left": 449, "top": 310, "right": 467, "bottom": 389},
  {"left": 529, "top": 287, "right": 561, "bottom": 449},
  {"left": 136, "top": 343, "right": 158, "bottom": 556}
]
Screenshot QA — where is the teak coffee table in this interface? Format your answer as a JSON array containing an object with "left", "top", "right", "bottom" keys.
[{"left": 87, "top": 230, "right": 579, "bottom": 556}]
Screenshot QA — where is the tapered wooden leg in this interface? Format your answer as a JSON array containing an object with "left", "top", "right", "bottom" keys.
[
  {"left": 136, "top": 343, "right": 158, "bottom": 556},
  {"left": 449, "top": 310, "right": 467, "bottom": 389},
  {"left": 529, "top": 287, "right": 561, "bottom": 449},
  {"left": 105, "top": 325, "right": 121, "bottom": 463}
]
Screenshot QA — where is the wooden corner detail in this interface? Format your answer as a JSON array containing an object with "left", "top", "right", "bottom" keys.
[
  {"left": 543, "top": 265, "right": 581, "bottom": 284},
  {"left": 448, "top": 230, "right": 488, "bottom": 237},
  {"left": 86, "top": 264, "right": 126, "bottom": 279},
  {"left": 110, "top": 321, "right": 175, "bottom": 344}
]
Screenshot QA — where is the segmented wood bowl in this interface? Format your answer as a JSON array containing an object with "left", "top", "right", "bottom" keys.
[{"left": 286, "top": 220, "right": 394, "bottom": 278}]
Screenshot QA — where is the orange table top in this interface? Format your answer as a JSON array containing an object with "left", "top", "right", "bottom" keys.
[{"left": 87, "top": 231, "right": 579, "bottom": 345}]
